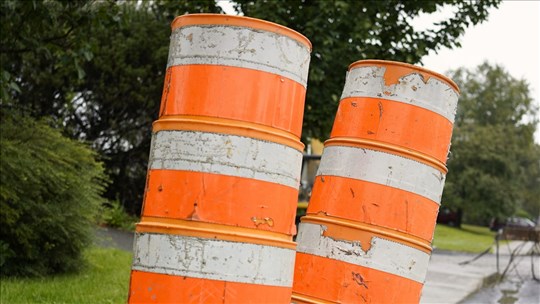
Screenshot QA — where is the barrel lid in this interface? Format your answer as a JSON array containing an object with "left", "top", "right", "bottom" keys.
[
  {"left": 349, "top": 59, "right": 460, "bottom": 94},
  {"left": 172, "top": 14, "right": 312, "bottom": 50}
]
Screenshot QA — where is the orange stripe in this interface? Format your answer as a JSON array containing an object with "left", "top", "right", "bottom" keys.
[
  {"left": 136, "top": 216, "right": 295, "bottom": 250},
  {"left": 293, "top": 253, "right": 423, "bottom": 303},
  {"left": 141, "top": 170, "right": 298, "bottom": 236},
  {"left": 349, "top": 59, "right": 459, "bottom": 93},
  {"left": 171, "top": 14, "right": 312, "bottom": 49},
  {"left": 301, "top": 213, "right": 432, "bottom": 254},
  {"left": 325, "top": 137, "right": 447, "bottom": 173},
  {"left": 129, "top": 270, "right": 293, "bottom": 303},
  {"left": 153, "top": 115, "right": 304, "bottom": 152},
  {"left": 331, "top": 97, "right": 453, "bottom": 163},
  {"left": 159, "top": 64, "right": 306, "bottom": 137},
  {"left": 308, "top": 175, "right": 439, "bottom": 242}
]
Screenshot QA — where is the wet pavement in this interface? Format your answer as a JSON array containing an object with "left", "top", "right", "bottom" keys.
[
  {"left": 422, "top": 241, "right": 539, "bottom": 304},
  {"left": 94, "top": 226, "right": 134, "bottom": 252},
  {"left": 461, "top": 244, "right": 540, "bottom": 304}
]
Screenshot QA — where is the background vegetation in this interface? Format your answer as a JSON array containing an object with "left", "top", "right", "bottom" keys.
[
  {"left": 1, "top": 0, "right": 538, "bottom": 278},
  {"left": 1, "top": 0, "right": 503, "bottom": 217},
  {"left": 0, "top": 224, "right": 494, "bottom": 303},
  {"left": 0, "top": 111, "right": 107, "bottom": 276},
  {"left": 0, "top": 247, "right": 131, "bottom": 303},
  {"left": 444, "top": 64, "right": 539, "bottom": 225}
]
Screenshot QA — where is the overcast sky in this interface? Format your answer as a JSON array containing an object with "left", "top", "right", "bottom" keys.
[
  {"left": 418, "top": 1, "right": 540, "bottom": 142},
  {"left": 218, "top": 1, "right": 540, "bottom": 142}
]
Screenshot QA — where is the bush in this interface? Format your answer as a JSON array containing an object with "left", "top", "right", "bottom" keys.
[
  {"left": 0, "top": 110, "right": 108, "bottom": 277},
  {"left": 98, "top": 200, "right": 138, "bottom": 231}
]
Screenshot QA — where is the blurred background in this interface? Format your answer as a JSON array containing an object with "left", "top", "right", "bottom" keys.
[{"left": 1, "top": 0, "right": 538, "bottom": 302}]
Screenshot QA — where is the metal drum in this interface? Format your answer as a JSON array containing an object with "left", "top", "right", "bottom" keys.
[
  {"left": 292, "top": 60, "right": 459, "bottom": 303},
  {"left": 128, "top": 14, "right": 311, "bottom": 303}
]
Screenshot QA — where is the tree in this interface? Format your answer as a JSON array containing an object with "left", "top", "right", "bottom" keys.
[
  {"left": 443, "top": 63, "right": 539, "bottom": 225},
  {"left": 234, "top": 0, "right": 501, "bottom": 140},
  {"left": 1, "top": 0, "right": 222, "bottom": 214},
  {"left": 0, "top": 110, "right": 107, "bottom": 276},
  {"left": 71, "top": 1, "right": 223, "bottom": 213},
  {"left": 0, "top": 0, "right": 119, "bottom": 116},
  {"left": 1, "top": 0, "right": 501, "bottom": 214}
]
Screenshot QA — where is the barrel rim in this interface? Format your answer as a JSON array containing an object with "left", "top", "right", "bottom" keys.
[
  {"left": 153, "top": 115, "right": 305, "bottom": 152},
  {"left": 171, "top": 13, "right": 312, "bottom": 50},
  {"left": 136, "top": 216, "right": 297, "bottom": 250},
  {"left": 301, "top": 214, "right": 433, "bottom": 254},
  {"left": 348, "top": 59, "right": 460, "bottom": 94}
]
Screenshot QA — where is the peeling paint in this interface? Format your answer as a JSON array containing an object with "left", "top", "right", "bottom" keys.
[
  {"left": 167, "top": 25, "right": 311, "bottom": 86},
  {"left": 340, "top": 66, "right": 458, "bottom": 123},
  {"left": 352, "top": 272, "right": 368, "bottom": 289},
  {"left": 149, "top": 130, "right": 303, "bottom": 189},
  {"left": 296, "top": 223, "right": 430, "bottom": 283},
  {"left": 316, "top": 146, "right": 446, "bottom": 204},
  {"left": 251, "top": 217, "right": 275, "bottom": 227},
  {"left": 132, "top": 233, "right": 295, "bottom": 287}
]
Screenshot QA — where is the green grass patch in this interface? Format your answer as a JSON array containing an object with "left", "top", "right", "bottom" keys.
[
  {"left": 433, "top": 223, "right": 498, "bottom": 253},
  {"left": 0, "top": 224, "right": 501, "bottom": 303},
  {"left": 0, "top": 247, "right": 132, "bottom": 304}
]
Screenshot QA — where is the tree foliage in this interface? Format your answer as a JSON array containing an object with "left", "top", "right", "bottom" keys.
[
  {"left": 0, "top": 0, "right": 119, "bottom": 113},
  {"left": 234, "top": 0, "right": 501, "bottom": 140},
  {"left": 443, "top": 63, "right": 539, "bottom": 224},
  {"left": 0, "top": 110, "right": 107, "bottom": 277},
  {"left": 1, "top": 0, "right": 500, "bottom": 213},
  {"left": 1, "top": 0, "right": 222, "bottom": 214}
]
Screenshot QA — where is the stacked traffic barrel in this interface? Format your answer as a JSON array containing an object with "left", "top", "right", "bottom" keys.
[
  {"left": 128, "top": 14, "right": 311, "bottom": 303},
  {"left": 292, "top": 60, "right": 459, "bottom": 303}
]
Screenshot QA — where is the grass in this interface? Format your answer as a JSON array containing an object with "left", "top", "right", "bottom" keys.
[
  {"left": 433, "top": 223, "right": 499, "bottom": 253},
  {"left": 0, "top": 223, "right": 498, "bottom": 303},
  {"left": 0, "top": 247, "right": 132, "bottom": 304}
]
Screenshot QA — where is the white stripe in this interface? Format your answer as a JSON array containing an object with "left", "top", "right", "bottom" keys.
[
  {"left": 296, "top": 223, "right": 430, "bottom": 283},
  {"left": 167, "top": 25, "right": 311, "bottom": 86},
  {"left": 340, "top": 66, "right": 458, "bottom": 122},
  {"left": 149, "top": 130, "right": 302, "bottom": 188},
  {"left": 132, "top": 233, "right": 295, "bottom": 287},
  {"left": 317, "top": 146, "right": 445, "bottom": 203}
]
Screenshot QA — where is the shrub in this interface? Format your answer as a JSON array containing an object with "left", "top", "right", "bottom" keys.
[
  {"left": 98, "top": 199, "right": 138, "bottom": 231},
  {"left": 0, "top": 110, "right": 108, "bottom": 276}
]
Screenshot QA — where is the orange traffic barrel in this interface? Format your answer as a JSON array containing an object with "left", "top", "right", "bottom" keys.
[
  {"left": 292, "top": 60, "right": 459, "bottom": 303},
  {"left": 128, "top": 14, "right": 311, "bottom": 303}
]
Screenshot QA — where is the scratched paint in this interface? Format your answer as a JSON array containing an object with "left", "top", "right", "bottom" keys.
[
  {"left": 167, "top": 25, "right": 311, "bottom": 86},
  {"left": 131, "top": 14, "right": 310, "bottom": 302},
  {"left": 340, "top": 66, "right": 459, "bottom": 122},
  {"left": 296, "top": 223, "right": 430, "bottom": 283},
  {"left": 132, "top": 232, "right": 296, "bottom": 287},
  {"left": 317, "top": 145, "right": 446, "bottom": 203},
  {"left": 148, "top": 130, "right": 303, "bottom": 188}
]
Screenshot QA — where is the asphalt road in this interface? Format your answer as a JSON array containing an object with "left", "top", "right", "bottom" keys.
[
  {"left": 462, "top": 244, "right": 540, "bottom": 304},
  {"left": 94, "top": 226, "right": 134, "bottom": 252}
]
